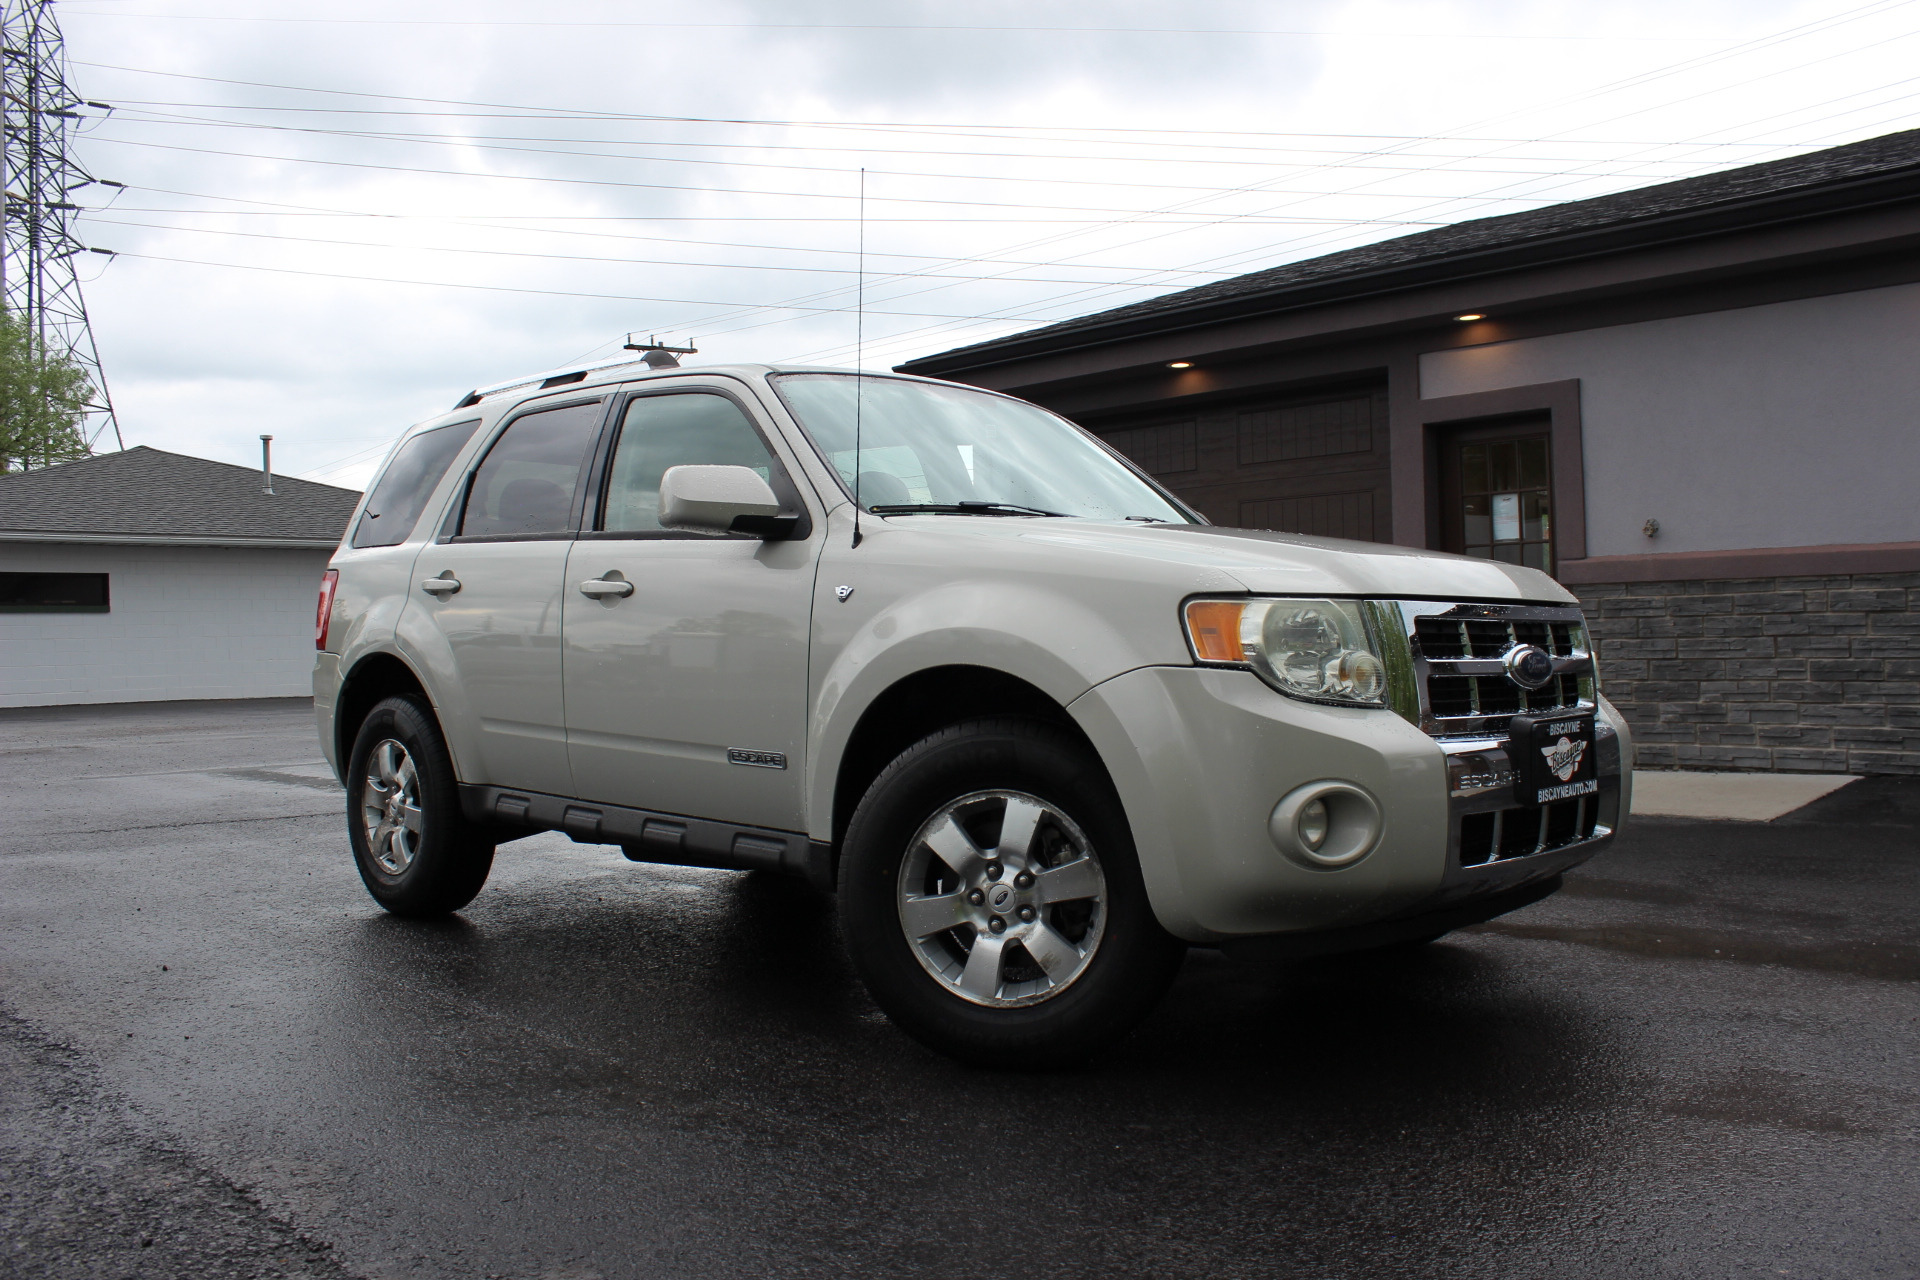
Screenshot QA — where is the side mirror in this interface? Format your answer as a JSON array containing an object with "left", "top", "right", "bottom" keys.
[{"left": 658, "top": 465, "right": 797, "bottom": 539}]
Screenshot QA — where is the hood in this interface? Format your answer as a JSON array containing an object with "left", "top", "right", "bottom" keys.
[{"left": 878, "top": 516, "right": 1577, "bottom": 603}]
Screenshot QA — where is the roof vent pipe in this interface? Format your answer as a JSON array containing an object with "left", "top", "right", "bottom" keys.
[{"left": 260, "top": 434, "right": 275, "bottom": 495}]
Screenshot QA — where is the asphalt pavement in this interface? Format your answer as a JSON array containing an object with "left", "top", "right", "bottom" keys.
[{"left": 2, "top": 698, "right": 1915, "bottom": 1279}]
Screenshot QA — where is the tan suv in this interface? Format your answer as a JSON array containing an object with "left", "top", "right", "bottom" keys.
[{"left": 315, "top": 358, "right": 1631, "bottom": 1067}]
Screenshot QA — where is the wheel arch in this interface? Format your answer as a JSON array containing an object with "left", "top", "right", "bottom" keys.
[
  {"left": 825, "top": 664, "right": 1110, "bottom": 873},
  {"left": 334, "top": 650, "right": 440, "bottom": 774}
]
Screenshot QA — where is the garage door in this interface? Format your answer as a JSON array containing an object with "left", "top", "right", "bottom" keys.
[{"left": 1093, "top": 384, "right": 1391, "bottom": 541}]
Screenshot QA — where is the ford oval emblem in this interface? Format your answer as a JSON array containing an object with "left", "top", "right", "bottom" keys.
[{"left": 1505, "top": 644, "right": 1556, "bottom": 690}]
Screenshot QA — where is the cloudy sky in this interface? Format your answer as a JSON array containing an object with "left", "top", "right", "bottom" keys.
[{"left": 47, "top": 0, "right": 1920, "bottom": 490}]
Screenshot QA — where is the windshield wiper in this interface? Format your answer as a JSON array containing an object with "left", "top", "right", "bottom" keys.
[{"left": 868, "top": 501, "right": 1067, "bottom": 518}]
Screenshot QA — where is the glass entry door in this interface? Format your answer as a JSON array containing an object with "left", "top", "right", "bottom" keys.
[{"left": 1441, "top": 417, "right": 1554, "bottom": 573}]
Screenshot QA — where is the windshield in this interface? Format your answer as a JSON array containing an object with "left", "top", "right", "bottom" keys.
[{"left": 771, "top": 374, "right": 1190, "bottom": 522}]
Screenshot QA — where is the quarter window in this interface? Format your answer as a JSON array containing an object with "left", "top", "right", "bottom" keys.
[
  {"left": 352, "top": 419, "right": 479, "bottom": 548},
  {"left": 600, "top": 393, "right": 777, "bottom": 533},
  {"left": 459, "top": 401, "right": 603, "bottom": 538}
]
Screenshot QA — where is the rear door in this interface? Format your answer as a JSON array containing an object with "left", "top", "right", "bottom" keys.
[
  {"left": 561, "top": 382, "right": 820, "bottom": 832},
  {"left": 409, "top": 395, "right": 607, "bottom": 796}
]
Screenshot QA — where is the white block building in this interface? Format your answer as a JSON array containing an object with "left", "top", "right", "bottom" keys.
[{"left": 0, "top": 447, "right": 360, "bottom": 708}]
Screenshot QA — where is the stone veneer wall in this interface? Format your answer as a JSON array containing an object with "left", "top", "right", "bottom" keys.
[{"left": 1574, "top": 571, "right": 1920, "bottom": 776}]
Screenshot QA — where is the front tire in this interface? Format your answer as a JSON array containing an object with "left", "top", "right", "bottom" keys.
[
  {"left": 839, "top": 719, "right": 1184, "bottom": 1069},
  {"left": 346, "top": 696, "right": 494, "bottom": 916}
]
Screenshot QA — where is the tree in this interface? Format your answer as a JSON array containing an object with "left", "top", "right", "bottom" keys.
[{"left": 0, "top": 311, "right": 95, "bottom": 472}]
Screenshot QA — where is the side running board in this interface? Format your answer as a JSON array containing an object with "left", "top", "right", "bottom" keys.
[{"left": 457, "top": 784, "right": 833, "bottom": 889}]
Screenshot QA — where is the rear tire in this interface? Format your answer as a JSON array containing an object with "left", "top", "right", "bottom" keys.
[
  {"left": 346, "top": 695, "right": 494, "bottom": 916},
  {"left": 839, "top": 719, "right": 1184, "bottom": 1069}
]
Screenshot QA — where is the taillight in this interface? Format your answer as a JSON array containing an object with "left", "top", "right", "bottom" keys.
[{"left": 316, "top": 568, "right": 340, "bottom": 651}]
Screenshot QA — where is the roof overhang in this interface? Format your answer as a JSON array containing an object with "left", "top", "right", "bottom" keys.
[
  {"left": 899, "top": 161, "right": 1920, "bottom": 383},
  {"left": 0, "top": 531, "right": 341, "bottom": 550}
]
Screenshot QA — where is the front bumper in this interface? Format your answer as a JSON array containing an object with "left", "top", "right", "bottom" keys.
[{"left": 1066, "top": 665, "right": 1628, "bottom": 944}]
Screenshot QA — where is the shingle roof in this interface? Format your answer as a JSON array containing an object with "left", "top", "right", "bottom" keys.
[
  {"left": 0, "top": 446, "right": 361, "bottom": 545},
  {"left": 901, "top": 126, "right": 1920, "bottom": 372}
]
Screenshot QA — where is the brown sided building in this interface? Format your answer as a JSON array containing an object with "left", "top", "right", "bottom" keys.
[{"left": 899, "top": 128, "right": 1920, "bottom": 776}]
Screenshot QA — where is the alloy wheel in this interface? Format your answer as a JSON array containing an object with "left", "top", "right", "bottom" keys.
[
  {"left": 361, "top": 738, "right": 425, "bottom": 876},
  {"left": 896, "top": 790, "right": 1107, "bottom": 1007}
]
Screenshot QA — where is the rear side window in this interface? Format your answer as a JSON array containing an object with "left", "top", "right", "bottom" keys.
[
  {"left": 351, "top": 419, "right": 480, "bottom": 548},
  {"left": 601, "top": 393, "right": 777, "bottom": 533},
  {"left": 458, "top": 400, "right": 603, "bottom": 538}
]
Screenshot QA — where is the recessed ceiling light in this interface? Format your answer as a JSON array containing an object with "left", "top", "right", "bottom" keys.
[
  {"left": 1454, "top": 313, "right": 1485, "bottom": 322},
  {"left": 1168, "top": 361, "right": 1192, "bottom": 369}
]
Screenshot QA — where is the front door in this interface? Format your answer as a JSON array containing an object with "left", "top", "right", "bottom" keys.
[
  {"left": 407, "top": 396, "right": 606, "bottom": 796},
  {"left": 1440, "top": 417, "right": 1555, "bottom": 574},
  {"left": 562, "top": 386, "right": 819, "bottom": 832}
]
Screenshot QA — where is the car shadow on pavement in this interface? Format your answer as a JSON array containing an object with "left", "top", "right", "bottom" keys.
[
  {"left": 291, "top": 860, "right": 1704, "bottom": 1277},
  {"left": 339, "top": 864, "right": 1623, "bottom": 1110}
]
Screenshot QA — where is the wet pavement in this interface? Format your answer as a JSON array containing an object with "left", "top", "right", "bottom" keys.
[{"left": 2, "top": 697, "right": 1916, "bottom": 1279}]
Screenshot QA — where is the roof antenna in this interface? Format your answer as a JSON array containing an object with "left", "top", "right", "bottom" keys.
[
  {"left": 852, "top": 167, "right": 866, "bottom": 549},
  {"left": 259, "top": 434, "right": 275, "bottom": 495},
  {"left": 623, "top": 334, "right": 698, "bottom": 370}
]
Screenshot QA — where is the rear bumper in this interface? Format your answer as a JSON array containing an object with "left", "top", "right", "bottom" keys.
[{"left": 313, "top": 651, "right": 343, "bottom": 781}]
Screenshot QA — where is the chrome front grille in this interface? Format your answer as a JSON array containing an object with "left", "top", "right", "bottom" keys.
[
  {"left": 1458, "top": 796, "right": 1601, "bottom": 866},
  {"left": 1413, "top": 615, "right": 1583, "bottom": 660},
  {"left": 1387, "top": 601, "right": 1595, "bottom": 738}
]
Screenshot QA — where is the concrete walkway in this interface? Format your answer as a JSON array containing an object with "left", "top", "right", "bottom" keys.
[{"left": 1631, "top": 770, "right": 1858, "bottom": 821}]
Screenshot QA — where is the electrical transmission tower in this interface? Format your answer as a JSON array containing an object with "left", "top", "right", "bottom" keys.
[{"left": 1, "top": 0, "right": 121, "bottom": 452}]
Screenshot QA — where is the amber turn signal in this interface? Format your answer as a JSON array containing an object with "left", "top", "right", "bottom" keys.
[{"left": 1183, "top": 599, "right": 1246, "bottom": 663}]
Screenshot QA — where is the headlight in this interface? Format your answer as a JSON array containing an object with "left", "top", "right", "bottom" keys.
[{"left": 1184, "top": 597, "right": 1388, "bottom": 707}]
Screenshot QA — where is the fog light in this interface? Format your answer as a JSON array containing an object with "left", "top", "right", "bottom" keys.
[
  {"left": 1269, "top": 781, "right": 1383, "bottom": 869},
  {"left": 1298, "top": 798, "right": 1329, "bottom": 850}
]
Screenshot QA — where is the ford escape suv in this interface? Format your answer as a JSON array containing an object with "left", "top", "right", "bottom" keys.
[{"left": 315, "top": 358, "right": 1631, "bottom": 1067}]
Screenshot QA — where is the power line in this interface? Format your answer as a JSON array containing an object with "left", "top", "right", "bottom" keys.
[
  {"left": 58, "top": 12, "right": 1727, "bottom": 42},
  {"left": 90, "top": 23, "right": 1889, "bottom": 351},
  {"left": 109, "top": 249, "right": 1141, "bottom": 320},
  {"left": 99, "top": 107, "right": 1702, "bottom": 196},
  {"left": 91, "top": 186, "right": 1242, "bottom": 276},
  {"left": 79, "top": 215, "right": 1254, "bottom": 286},
  {"left": 70, "top": 60, "right": 1807, "bottom": 146},
  {"left": 68, "top": 0, "right": 1920, "bottom": 385},
  {"left": 101, "top": 100, "right": 1805, "bottom": 165},
  {"left": 78, "top": 135, "right": 1462, "bottom": 223},
  {"left": 771, "top": 0, "right": 1920, "bottom": 364}
]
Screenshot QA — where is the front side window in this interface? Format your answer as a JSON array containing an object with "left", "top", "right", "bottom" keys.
[
  {"left": 458, "top": 401, "right": 603, "bottom": 538},
  {"left": 352, "top": 419, "right": 479, "bottom": 548},
  {"left": 600, "top": 393, "right": 777, "bottom": 533},
  {"left": 771, "top": 374, "right": 1189, "bottom": 522}
]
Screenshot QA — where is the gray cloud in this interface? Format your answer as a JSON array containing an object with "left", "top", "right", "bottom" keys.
[{"left": 51, "top": 0, "right": 1907, "bottom": 487}]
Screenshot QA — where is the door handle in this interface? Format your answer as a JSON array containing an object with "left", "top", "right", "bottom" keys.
[
  {"left": 578, "top": 576, "right": 635, "bottom": 599},
  {"left": 419, "top": 573, "right": 461, "bottom": 596}
]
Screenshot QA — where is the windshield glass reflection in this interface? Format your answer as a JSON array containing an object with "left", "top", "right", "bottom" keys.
[{"left": 771, "top": 374, "right": 1190, "bottom": 523}]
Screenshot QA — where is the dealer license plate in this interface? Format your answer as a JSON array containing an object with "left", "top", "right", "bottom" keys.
[{"left": 1506, "top": 712, "right": 1598, "bottom": 807}]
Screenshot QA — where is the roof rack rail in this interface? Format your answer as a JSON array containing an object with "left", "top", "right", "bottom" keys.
[
  {"left": 450, "top": 352, "right": 647, "bottom": 411},
  {"left": 448, "top": 336, "right": 698, "bottom": 411}
]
